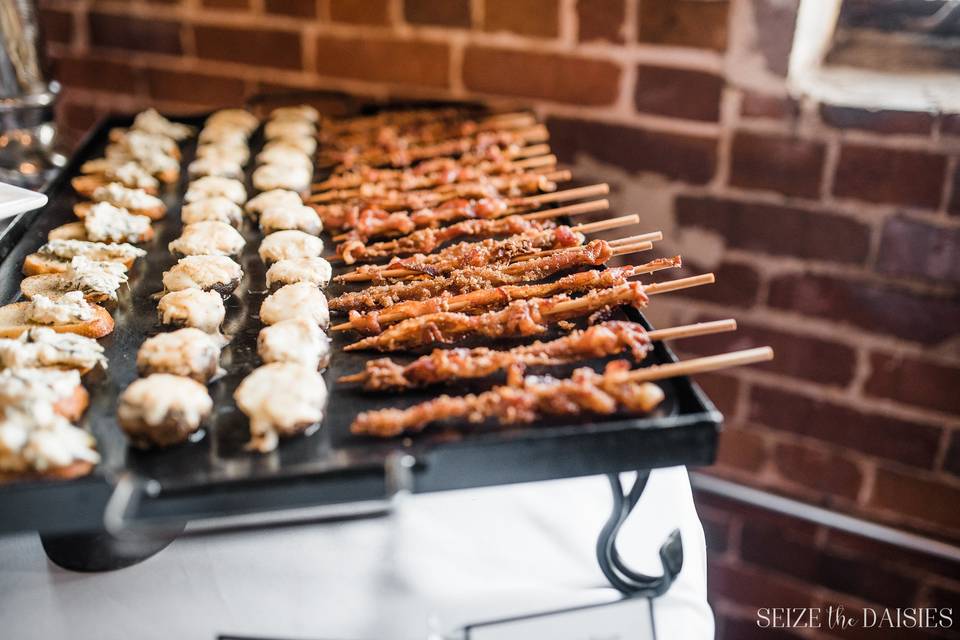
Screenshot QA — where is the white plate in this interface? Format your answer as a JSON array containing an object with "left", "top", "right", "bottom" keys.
[{"left": 0, "top": 181, "right": 48, "bottom": 220}]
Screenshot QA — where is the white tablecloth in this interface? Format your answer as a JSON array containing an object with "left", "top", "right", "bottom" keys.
[{"left": 0, "top": 466, "right": 713, "bottom": 640}]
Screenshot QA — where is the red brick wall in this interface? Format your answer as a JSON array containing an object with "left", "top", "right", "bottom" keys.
[{"left": 38, "top": 0, "right": 960, "bottom": 632}]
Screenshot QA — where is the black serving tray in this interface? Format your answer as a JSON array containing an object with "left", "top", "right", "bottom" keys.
[{"left": 0, "top": 105, "right": 721, "bottom": 537}]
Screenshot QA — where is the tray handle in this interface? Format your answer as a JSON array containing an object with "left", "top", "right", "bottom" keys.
[{"left": 103, "top": 453, "right": 417, "bottom": 539}]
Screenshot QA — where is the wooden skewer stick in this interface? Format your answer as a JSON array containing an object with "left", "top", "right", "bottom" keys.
[
  {"left": 609, "top": 241, "right": 654, "bottom": 257},
  {"left": 626, "top": 347, "right": 774, "bottom": 383},
  {"left": 518, "top": 183, "right": 609, "bottom": 207},
  {"left": 518, "top": 198, "right": 609, "bottom": 221},
  {"left": 334, "top": 212, "right": 638, "bottom": 281},
  {"left": 335, "top": 318, "right": 740, "bottom": 383},
  {"left": 511, "top": 143, "right": 552, "bottom": 159},
  {"left": 545, "top": 273, "right": 715, "bottom": 316},
  {"left": 513, "top": 153, "right": 558, "bottom": 170}
]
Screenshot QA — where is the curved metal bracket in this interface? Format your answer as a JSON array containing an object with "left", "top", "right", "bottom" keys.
[{"left": 596, "top": 471, "right": 683, "bottom": 597}]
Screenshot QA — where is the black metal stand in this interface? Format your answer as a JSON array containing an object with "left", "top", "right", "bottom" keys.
[
  {"left": 596, "top": 471, "right": 683, "bottom": 597},
  {"left": 39, "top": 523, "right": 185, "bottom": 572}
]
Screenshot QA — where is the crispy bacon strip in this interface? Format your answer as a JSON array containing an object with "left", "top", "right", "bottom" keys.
[
  {"left": 330, "top": 239, "right": 615, "bottom": 312},
  {"left": 317, "top": 196, "right": 513, "bottom": 242},
  {"left": 313, "top": 173, "right": 557, "bottom": 205},
  {"left": 314, "top": 160, "right": 554, "bottom": 193},
  {"left": 345, "top": 321, "right": 654, "bottom": 390},
  {"left": 343, "top": 282, "right": 650, "bottom": 352},
  {"left": 351, "top": 360, "right": 664, "bottom": 437},
  {"left": 328, "top": 128, "right": 544, "bottom": 169},
  {"left": 325, "top": 112, "right": 535, "bottom": 152},
  {"left": 338, "top": 223, "right": 578, "bottom": 278}
]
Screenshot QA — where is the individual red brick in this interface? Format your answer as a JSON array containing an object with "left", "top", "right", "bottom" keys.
[
  {"left": 870, "top": 468, "right": 960, "bottom": 531},
  {"left": 201, "top": 0, "right": 249, "bottom": 7},
  {"left": 767, "top": 273, "right": 960, "bottom": 345},
  {"left": 708, "top": 557, "right": 814, "bottom": 609},
  {"left": 772, "top": 441, "right": 863, "bottom": 502},
  {"left": 740, "top": 90, "right": 797, "bottom": 120},
  {"left": 634, "top": 65, "right": 724, "bottom": 122},
  {"left": 748, "top": 386, "right": 942, "bottom": 468},
  {"left": 194, "top": 25, "right": 302, "bottom": 70},
  {"left": 729, "top": 131, "right": 825, "bottom": 198},
  {"left": 405, "top": 0, "right": 470, "bottom": 27},
  {"left": 484, "top": 0, "right": 559, "bottom": 38},
  {"left": 463, "top": 47, "right": 619, "bottom": 106},
  {"left": 833, "top": 144, "right": 946, "bottom": 209},
  {"left": 145, "top": 68, "right": 246, "bottom": 107},
  {"left": 716, "top": 427, "right": 766, "bottom": 473},
  {"left": 657, "top": 259, "right": 761, "bottom": 307},
  {"left": 692, "top": 371, "right": 739, "bottom": 416},
  {"left": 675, "top": 195, "right": 870, "bottom": 265},
  {"left": 265, "top": 0, "right": 316, "bottom": 17},
  {"left": 638, "top": 0, "right": 729, "bottom": 51},
  {"left": 681, "top": 317, "right": 857, "bottom": 386},
  {"left": 40, "top": 8, "right": 72, "bottom": 45},
  {"left": 330, "top": 0, "right": 390, "bottom": 24},
  {"left": 865, "top": 353, "right": 960, "bottom": 416},
  {"left": 751, "top": 0, "right": 799, "bottom": 76},
  {"left": 546, "top": 116, "right": 717, "bottom": 184},
  {"left": 820, "top": 104, "right": 934, "bottom": 135},
  {"left": 315, "top": 36, "right": 449, "bottom": 87},
  {"left": 876, "top": 216, "right": 960, "bottom": 285},
  {"left": 577, "top": 0, "right": 625, "bottom": 43},
  {"left": 88, "top": 12, "right": 182, "bottom": 55},
  {"left": 53, "top": 55, "right": 139, "bottom": 94}
]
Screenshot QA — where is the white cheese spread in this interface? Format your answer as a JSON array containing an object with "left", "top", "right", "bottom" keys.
[{"left": 26, "top": 292, "right": 95, "bottom": 325}]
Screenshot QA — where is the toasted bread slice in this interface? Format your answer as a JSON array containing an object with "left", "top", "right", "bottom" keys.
[
  {"left": 74, "top": 200, "right": 166, "bottom": 221},
  {"left": 72, "top": 175, "right": 160, "bottom": 198},
  {"left": 22, "top": 252, "right": 138, "bottom": 276},
  {"left": 0, "top": 302, "right": 114, "bottom": 339},
  {"left": 48, "top": 222, "right": 154, "bottom": 244},
  {"left": 19, "top": 274, "right": 116, "bottom": 306},
  {"left": 0, "top": 460, "right": 96, "bottom": 484},
  {"left": 53, "top": 384, "right": 90, "bottom": 422}
]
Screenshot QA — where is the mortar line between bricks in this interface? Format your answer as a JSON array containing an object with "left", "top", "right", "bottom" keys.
[
  {"left": 710, "top": 86, "right": 739, "bottom": 190},
  {"left": 857, "top": 461, "right": 877, "bottom": 509},
  {"left": 940, "top": 155, "right": 958, "bottom": 217},
  {"left": 933, "top": 428, "right": 952, "bottom": 475},
  {"left": 819, "top": 135, "right": 840, "bottom": 202},
  {"left": 558, "top": 0, "right": 577, "bottom": 48}
]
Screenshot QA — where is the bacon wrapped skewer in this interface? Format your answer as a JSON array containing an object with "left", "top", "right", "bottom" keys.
[{"left": 351, "top": 360, "right": 665, "bottom": 437}]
